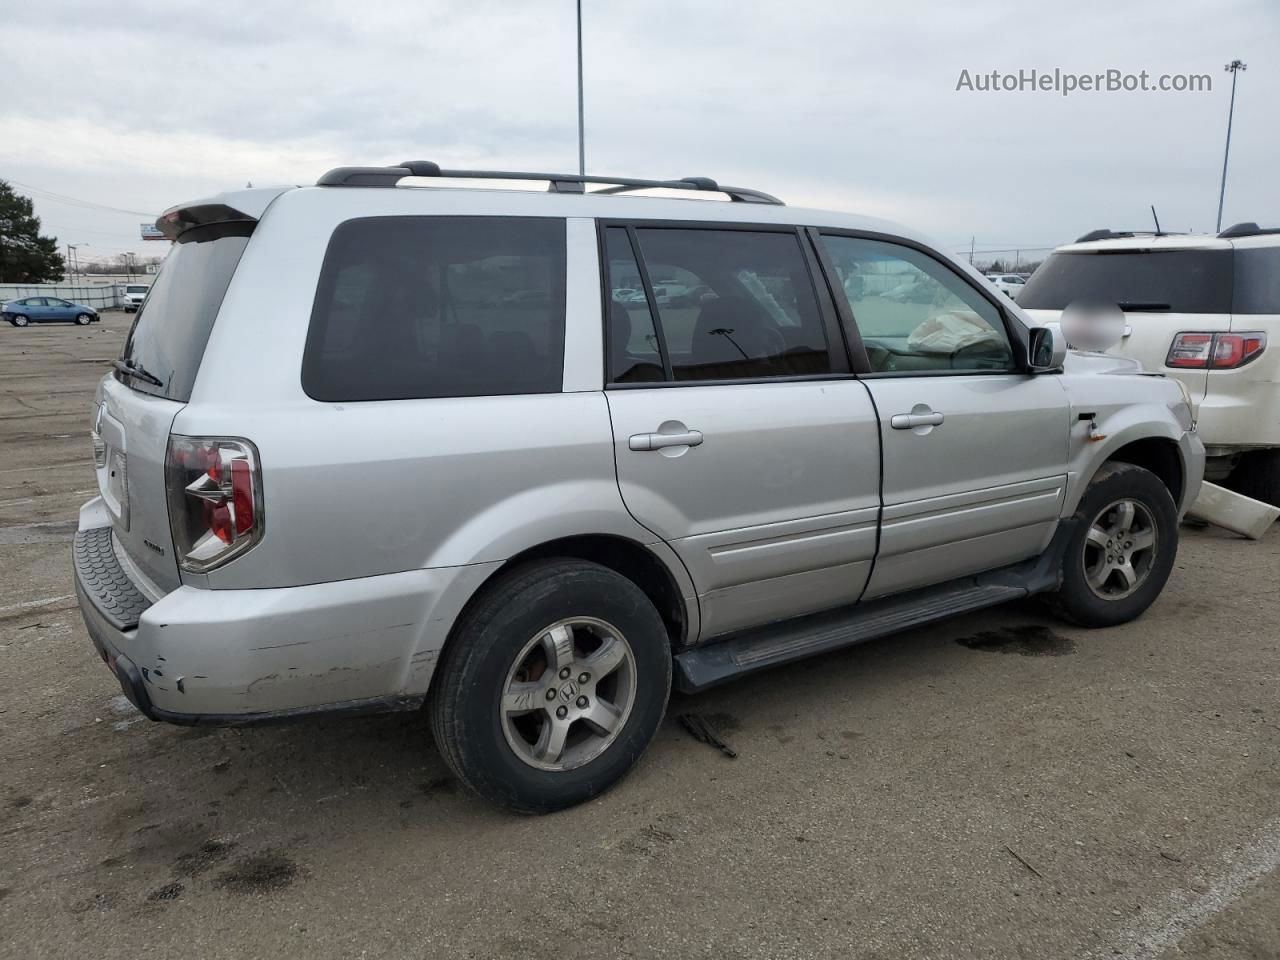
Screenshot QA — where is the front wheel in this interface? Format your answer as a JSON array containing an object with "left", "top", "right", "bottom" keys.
[
  {"left": 10, "top": 314, "right": 28, "bottom": 327},
  {"left": 75, "top": 313, "right": 93, "bottom": 326},
  {"left": 430, "top": 559, "right": 672, "bottom": 813},
  {"left": 1049, "top": 462, "right": 1179, "bottom": 627}
]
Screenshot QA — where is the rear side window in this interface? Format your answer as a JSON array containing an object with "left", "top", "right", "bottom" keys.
[
  {"left": 119, "top": 235, "right": 250, "bottom": 401},
  {"left": 1018, "top": 250, "right": 1233, "bottom": 313},
  {"left": 304, "top": 217, "right": 566, "bottom": 401},
  {"left": 1233, "top": 246, "right": 1280, "bottom": 314},
  {"left": 605, "top": 227, "right": 831, "bottom": 383}
]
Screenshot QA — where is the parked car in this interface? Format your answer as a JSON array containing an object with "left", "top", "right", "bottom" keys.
[
  {"left": 3, "top": 297, "right": 100, "bottom": 326},
  {"left": 122, "top": 284, "right": 150, "bottom": 312},
  {"left": 1020, "top": 224, "right": 1280, "bottom": 505},
  {"left": 986, "top": 273, "right": 1027, "bottom": 300},
  {"left": 75, "top": 166, "right": 1203, "bottom": 813}
]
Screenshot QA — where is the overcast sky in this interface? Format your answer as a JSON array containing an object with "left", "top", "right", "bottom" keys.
[{"left": 3, "top": 0, "right": 1277, "bottom": 264}]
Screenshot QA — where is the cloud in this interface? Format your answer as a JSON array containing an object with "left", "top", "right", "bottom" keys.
[{"left": 2, "top": 0, "right": 1276, "bottom": 257}]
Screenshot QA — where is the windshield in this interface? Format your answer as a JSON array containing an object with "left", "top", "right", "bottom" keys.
[
  {"left": 118, "top": 235, "right": 249, "bottom": 401},
  {"left": 126, "top": 285, "right": 148, "bottom": 294},
  {"left": 1018, "top": 249, "right": 1233, "bottom": 313}
]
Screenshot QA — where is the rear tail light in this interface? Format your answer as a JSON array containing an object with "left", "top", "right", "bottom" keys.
[
  {"left": 165, "top": 436, "right": 263, "bottom": 572},
  {"left": 1166, "top": 332, "right": 1267, "bottom": 370}
]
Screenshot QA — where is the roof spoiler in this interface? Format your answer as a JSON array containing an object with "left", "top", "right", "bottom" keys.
[
  {"left": 1218, "top": 221, "right": 1280, "bottom": 239},
  {"left": 156, "top": 203, "right": 257, "bottom": 243},
  {"left": 315, "top": 161, "right": 784, "bottom": 205}
]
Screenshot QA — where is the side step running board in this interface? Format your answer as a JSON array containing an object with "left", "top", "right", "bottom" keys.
[{"left": 669, "top": 516, "right": 1082, "bottom": 695}]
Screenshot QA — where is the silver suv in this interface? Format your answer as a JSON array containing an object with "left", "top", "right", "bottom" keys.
[{"left": 76, "top": 163, "right": 1204, "bottom": 812}]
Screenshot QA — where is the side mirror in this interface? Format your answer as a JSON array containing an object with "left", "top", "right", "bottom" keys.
[{"left": 1028, "top": 327, "right": 1067, "bottom": 371}]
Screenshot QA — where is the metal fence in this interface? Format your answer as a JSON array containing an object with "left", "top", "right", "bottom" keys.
[{"left": 0, "top": 283, "right": 139, "bottom": 310}]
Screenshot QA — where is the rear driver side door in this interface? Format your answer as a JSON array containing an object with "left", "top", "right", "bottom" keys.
[
  {"left": 603, "top": 223, "right": 882, "bottom": 641},
  {"left": 818, "top": 232, "right": 1071, "bottom": 600}
]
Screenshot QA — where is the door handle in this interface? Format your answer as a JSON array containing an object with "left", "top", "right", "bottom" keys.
[
  {"left": 890, "top": 412, "right": 945, "bottom": 430},
  {"left": 629, "top": 429, "right": 704, "bottom": 451}
]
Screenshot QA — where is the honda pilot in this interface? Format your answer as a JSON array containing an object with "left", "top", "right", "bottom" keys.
[{"left": 76, "top": 163, "right": 1204, "bottom": 812}]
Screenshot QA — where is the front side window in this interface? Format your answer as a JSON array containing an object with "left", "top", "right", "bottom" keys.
[
  {"left": 611, "top": 227, "right": 830, "bottom": 383},
  {"left": 821, "top": 235, "right": 1014, "bottom": 374},
  {"left": 304, "top": 217, "right": 566, "bottom": 401}
]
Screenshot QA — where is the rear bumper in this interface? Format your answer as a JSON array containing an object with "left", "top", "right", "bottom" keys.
[{"left": 73, "top": 509, "right": 497, "bottom": 724}]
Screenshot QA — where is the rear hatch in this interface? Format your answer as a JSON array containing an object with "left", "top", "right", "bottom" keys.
[
  {"left": 97, "top": 226, "right": 252, "bottom": 592},
  {"left": 1019, "top": 244, "right": 1234, "bottom": 402}
]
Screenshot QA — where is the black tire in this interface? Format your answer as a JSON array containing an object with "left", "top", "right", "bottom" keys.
[
  {"left": 75, "top": 313, "right": 93, "bottom": 326},
  {"left": 11, "top": 314, "right": 28, "bottom": 327},
  {"left": 430, "top": 559, "right": 672, "bottom": 814},
  {"left": 1049, "top": 462, "right": 1179, "bottom": 628},
  {"left": 1224, "top": 450, "right": 1280, "bottom": 508}
]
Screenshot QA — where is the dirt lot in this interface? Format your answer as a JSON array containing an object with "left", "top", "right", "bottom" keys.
[{"left": 2, "top": 311, "right": 1279, "bottom": 960}]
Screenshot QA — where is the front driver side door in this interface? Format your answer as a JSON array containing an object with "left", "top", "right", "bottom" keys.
[{"left": 819, "top": 232, "right": 1071, "bottom": 599}]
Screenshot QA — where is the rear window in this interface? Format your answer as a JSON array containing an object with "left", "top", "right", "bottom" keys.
[
  {"left": 1233, "top": 247, "right": 1280, "bottom": 314},
  {"left": 1018, "top": 249, "right": 1233, "bottom": 314},
  {"left": 303, "top": 216, "right": 566, "bottom": 401},
  {"left": 118, "top": 235, "right": 249, "bottom": 401}
]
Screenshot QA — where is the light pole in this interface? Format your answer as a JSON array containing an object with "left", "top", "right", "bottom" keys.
[
  {"left": 1216, "top": 59, "right": 1247, "bottom": 234},
  {"left": 67, "top": 244, "right": 87, "bottom": 283},
  {"left": 576, "top": 0, "right": 585, "bottom": 175}
]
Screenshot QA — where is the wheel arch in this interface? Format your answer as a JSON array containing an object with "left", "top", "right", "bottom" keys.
[
  {"left": 1099, "top": 437, "right": 1185, "bottom": 508},
  {"left": 426, "top": 534, "right": 696, "bottom": 701}
]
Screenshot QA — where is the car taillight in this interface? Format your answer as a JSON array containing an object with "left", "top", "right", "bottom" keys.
[
  {"left": 165, "top": 436, "right": 263, "bottom": 572},
  {"left": 1166, "top": 332, "right": 1267, "bottom": 370},
  {"left": 1211, "top": 332, "right": 1267, "bottom": 368}
]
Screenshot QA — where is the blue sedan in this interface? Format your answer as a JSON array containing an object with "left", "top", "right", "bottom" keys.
[{"left": 2, "top": 297, "right": 100, "bottom": 327}]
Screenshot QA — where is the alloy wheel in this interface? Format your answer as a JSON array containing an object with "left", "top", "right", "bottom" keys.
[
  {"left": 1083, "top": 498, "right": 1158, "bottom": 600},
  {"left": 501, "top": 617, "right": 636, "bottom": 772}
]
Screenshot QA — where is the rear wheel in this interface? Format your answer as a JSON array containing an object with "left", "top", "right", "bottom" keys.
[
  {"left": 11, "top": 314, "right": 28, "bottom": 327},
  {"left": 430, "top": 559, "right": 672, "bottom": 813},
  {"left": 1049, "top": 462, "right": 1178, "bottom": 627},
  {"left": 75, "top": 313, "right": 93, "bottom": 326},
  {"left": 1224, "top": 450, "right": 1280, "bottom": 508}
]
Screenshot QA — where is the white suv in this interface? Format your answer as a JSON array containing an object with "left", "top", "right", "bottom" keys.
[
  {"left": 986, "top": 273, "right": 1027, "bottom": 300},
  {"left": 75, "top": 163, "right": 1202, "bottom": 812},
  {"left": 1021, "top": 225, "right": 1280, "bottom": 505}
]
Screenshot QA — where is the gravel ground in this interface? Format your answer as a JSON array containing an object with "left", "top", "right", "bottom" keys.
[{"left": 2, "top": 312, "right": 1278, "bottom": 960}]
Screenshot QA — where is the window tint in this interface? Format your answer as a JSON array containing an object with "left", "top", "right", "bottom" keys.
[
  {"left": 821, "top": 235, "right": 1014, "bottom": 374},
  {"left": 119, "top": 234, "right": 249, "bottom": 401},
  {"left": 1017, "top": 250, "right": 1233, "bottom": 313},
  {"left": 304, "top": 217, "right": 566, "bottom": 401},
  {"left": 1233, "top": 246, "right": 1280, "bottom": 314},
  {"left": 604, "top": 228, "right": 664, "bottom": 383},
  {"left": 629, "top": 228, "right": 831, "bottom": 382}
]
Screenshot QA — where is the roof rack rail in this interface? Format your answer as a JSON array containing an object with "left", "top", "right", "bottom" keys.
[
  {"left": 315, "top": 161, "right": 784, "bottom": 205},
  {"left": 1073, "top": 228, "right": 1192, "bottom": 243},
  {"left": 1218, "top": 221, "right": 1280, "bottom": 239},
  {"left": 1075, "top": 229, "right": 1135, "bottom": 242}
]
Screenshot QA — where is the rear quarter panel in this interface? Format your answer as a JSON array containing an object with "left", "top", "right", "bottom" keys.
[{"left": 177, "top": 192, "right": 665, "bottom": 590}]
